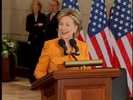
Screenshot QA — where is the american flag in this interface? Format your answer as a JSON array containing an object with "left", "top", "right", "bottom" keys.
[
  {"left": 87, "top": 0, "right": 114, "bottom": 67},
  {"left": 109, "top": 0, "right": 132, "bottom": 95},
  {"left": 62, "top": 0, "right": 80, "bottom": 11},
  {"left": 61, "top": 0, "right": 86, "bottom": 41}
]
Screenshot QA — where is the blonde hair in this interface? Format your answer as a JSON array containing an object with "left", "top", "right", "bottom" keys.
[
  {"left": 57, "top": 8, "right": 82, "bottom": 37},
  {"left": 31, "top": 0, "right": 42, "bottom": 12}
]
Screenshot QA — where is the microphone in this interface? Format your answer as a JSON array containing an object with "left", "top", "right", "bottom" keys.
[
  {"left": 69, "top": 39, "right": 80, "bottom": 55},
  {"left": 58, "top": 39, "right": 78, "bottom": 61},
  {"left": 58, "top": 39, "right": 68, "bottom": 55}
]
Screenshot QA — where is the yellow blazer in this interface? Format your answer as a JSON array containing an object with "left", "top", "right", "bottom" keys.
[{"left": 34, "top": 38, "right": 90, "bottom": 79}]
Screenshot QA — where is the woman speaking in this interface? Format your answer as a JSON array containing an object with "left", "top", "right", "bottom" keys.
[{"left": 34, "top": 8, "right": 90, "bottom": 79}]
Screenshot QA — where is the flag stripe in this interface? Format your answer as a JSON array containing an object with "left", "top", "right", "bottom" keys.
[
  {"left": 104, "top": 28, "right": 119, "bottom": 67},
  {"left": 101, "top": 31, "right": 114, "bottom": 66},
  {"left": 110, "top": 33, "right": 132, "bottom": 94},
  {"left": 85, "top": 34, "right": 102, "bottom": 68},
  {"left": 104, "top": 28, "right": 113, "bottom": 51},
  {"left": 80, "top": 30, "right": 86, "bottom": 41},
  {"left": 85, "top": 34, "right": 99, "bottom": 59},
  {"left": 96, "top": 32, "right": 112, "bottom": 67},
  {"left": 122, "top": 34, "right": 132, "bottom": 64},
  {"left": 91, "top": 35, "right": 107, "bottom": 67},
  {"left": 113, "top": 50, "right": 121, "bottom": 68},
  {"left": 126, "top": 32, "right": 133, "bottom": 49},
  {"left": 117, "top": 39, "right": 132, "bottom": 79},
  {"left": 78, "top": 30, "right": 86, "bottom": 41}
]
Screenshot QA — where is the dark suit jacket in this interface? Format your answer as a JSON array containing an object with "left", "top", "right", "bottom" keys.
[
  {"left": 26, "top": 12, "right": 46, "bottom": 43},
  {"left": 45, "top": 11, "right": 60, "bottom": 40}
]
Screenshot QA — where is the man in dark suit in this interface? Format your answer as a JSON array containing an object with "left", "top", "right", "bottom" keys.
[
  {"left": 45, "top": 0, "right": 60, "bottom": 40},
  {"left": 26, "top": 0, "right": 46, "bottom": 83}
]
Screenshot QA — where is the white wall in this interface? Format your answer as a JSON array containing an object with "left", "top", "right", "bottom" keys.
[{"left": 2, "top": 0, "right": 113, "bottom": 41}]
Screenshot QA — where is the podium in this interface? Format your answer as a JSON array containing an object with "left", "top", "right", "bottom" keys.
[{"left": 32, "top": 68, "right": 120, "bottom": 100}]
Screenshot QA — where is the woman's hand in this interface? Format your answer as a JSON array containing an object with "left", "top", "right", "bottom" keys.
[
  {"left": 37, "top": 23, "right": 43, "bottom": 26},
  {"left": 34, "top": 23, "right": 43, "bottom": 27}
]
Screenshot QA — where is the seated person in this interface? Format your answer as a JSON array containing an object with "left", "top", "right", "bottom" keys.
[{"left": 34, "top": 8, "right": 90, "bottom": 79}]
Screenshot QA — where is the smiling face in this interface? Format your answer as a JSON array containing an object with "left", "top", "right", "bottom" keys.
[{"left": 58, "top": 16, "right": 78, "bottom": 40}]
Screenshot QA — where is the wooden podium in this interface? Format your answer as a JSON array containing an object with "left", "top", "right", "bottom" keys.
[{"left": 32, "top": 68, "right": 120, "bottom": 100}]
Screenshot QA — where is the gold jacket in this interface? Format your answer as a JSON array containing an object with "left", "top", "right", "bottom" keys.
[{"left": 34, "top": 38, "right": 90, "bottom": 79}]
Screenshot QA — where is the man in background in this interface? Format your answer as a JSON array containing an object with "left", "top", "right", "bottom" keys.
[{"left": 45, "top": 0, "right": 60, "bottom": 40}]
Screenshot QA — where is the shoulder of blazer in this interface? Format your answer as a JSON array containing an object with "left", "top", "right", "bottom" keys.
[
  {"left": 27, "top": 13, "right": 34, "bottom": 17},
  {"left": 76, "top": 39, "right": 87, "bottom": 46},
  {"left": 39, "top": 12, "right": 46, "bottom": 17},
  {"left": 45, "top": 38, "right": 59, "bottom": 47},
  {"left": 27, "top": 14, "right": 34, "bottom": 20}
]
